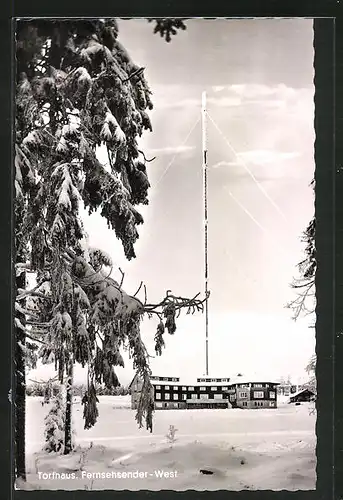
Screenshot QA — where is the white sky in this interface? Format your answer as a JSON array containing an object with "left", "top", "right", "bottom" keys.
[{"left": 29, "top": 18, "right": 315, "bottom": 387}]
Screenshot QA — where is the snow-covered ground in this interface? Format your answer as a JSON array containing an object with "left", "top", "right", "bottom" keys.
[{"left": 22, "top": 396, "right": 316, "bottom": 491}]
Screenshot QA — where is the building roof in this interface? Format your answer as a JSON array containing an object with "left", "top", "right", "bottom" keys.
[
  {"left": 229, "top": 376, "right": 280, "bottom": 386},
  {"left": 151, "top": 379, "right": 231, "bottom": 387},
  {"left": 129, "top": 373, "right": 279, "bottom": 389},
  {"left": 289, "top": 388, "right": 315, "bottom": 399}
]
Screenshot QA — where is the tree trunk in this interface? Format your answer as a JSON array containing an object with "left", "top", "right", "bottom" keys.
[
  {"left": 64, "top": 358, "right": 74, "bottom": 454},
  {"left": 15, "top": 271, "right": 26, "bottom": 481}
]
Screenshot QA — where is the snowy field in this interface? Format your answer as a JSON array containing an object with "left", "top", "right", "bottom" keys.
[{"left": 22, "top": 396, "right": 316, "bottom": 491}]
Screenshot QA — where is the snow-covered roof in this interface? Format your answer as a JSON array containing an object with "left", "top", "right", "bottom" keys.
[
  {"left": 151, "top": 379, "right": 231, "bottom": 387},
  {"left": 229, "top": 376, "right": 280, "bottom": 386},
  {"left": 289, "top": 388, "right": 315, "bottom": 399},
  {"left": 129, "top": 373, "right": 279, "bottom": 389}
]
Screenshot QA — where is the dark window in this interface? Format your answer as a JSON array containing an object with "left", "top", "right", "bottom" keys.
[{"left": 238, "top": 391, "right": 248, "bottom": 398}]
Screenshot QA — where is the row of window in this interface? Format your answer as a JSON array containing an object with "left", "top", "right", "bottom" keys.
[
  {"left": 150, "top": 378, "right": 274, "bottom": 386},
  {"left": 154, "top": 385, "right": 227, "bottom": 391},
  {"left": 155, "top": 402, "right": 228, "bottom": 408},
  {"left": 155, "top": 392, "right": 225, "bottom": 400},
  {"left": 236, "top": 383, "right": 274, "bottom": 388},
  {"left": 240, "top": 401, "right": 276, "bottom": 407},
  {"left": 153, "top": 391, "right": 276, "bottom": 401},
  {"left": 155, "top": 402, "right": 180, "bottom": 408},
  {"left": 153, "top": 401, "right": 276, "bottom": 408},
  {"left": 238, "top": 391, "right": 276, "bottom": 399},
  {"left": 150, "top": 377, "right": 179, "bottom": 382},
  {"left": 152, "top": 384, "right": 275, "bottom": 391},
  {"left": 197, "top": 378, "right": 230, "bottom": 382}
]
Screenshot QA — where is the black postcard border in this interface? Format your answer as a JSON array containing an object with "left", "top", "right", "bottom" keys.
[{"left": 1, "top": 2, "right": 339, "bottom": 500}]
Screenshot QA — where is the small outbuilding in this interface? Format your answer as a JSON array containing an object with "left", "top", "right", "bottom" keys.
[{"left": 289, "top": 388, "right": 315, "bottom": 403}]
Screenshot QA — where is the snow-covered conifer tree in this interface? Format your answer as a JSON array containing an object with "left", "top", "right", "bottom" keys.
[
  {"left": 15, "top": 18, "right": 155, "bottom": 464},
  {"left": 44, "top": 385, "right": 66, "bottom": 453},
  {"left": 14, "top": 18, "right": 204, "bottom": 476}
]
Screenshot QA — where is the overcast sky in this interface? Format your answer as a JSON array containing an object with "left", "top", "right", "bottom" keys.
[{"left": 30, "top": 18, "right": 316, "bottom": 386}]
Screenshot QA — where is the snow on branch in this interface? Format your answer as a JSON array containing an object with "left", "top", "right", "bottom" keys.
[
  {"left": 16, "top": 283, "right": 51, "bottom": 302},
  {"left": 100, "top": 111, "right": 126, "bottom": 147}
]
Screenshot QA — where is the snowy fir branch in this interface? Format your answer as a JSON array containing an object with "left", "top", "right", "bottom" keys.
[
  {"left": 24, "top": 333, "right": 47, "bottom": 345},
  {"left": 16, "top": 18, "right": 153, "bottom": 262},
  {"left": 148, "top": 19, "right": 187, "bottom": 43},
  {"left": 15, "top": 243, "right": 209, "bottom": 434}
]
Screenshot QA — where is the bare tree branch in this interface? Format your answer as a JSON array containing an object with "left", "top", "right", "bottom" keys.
[
  {"left": 144, "top": 284, "right": 147, "bottom": 306},
  {"left": 138, "top": 150, "right": 156, "bottom": 163},
  {"left": 118, "top": 268, "right": 125, "bottom": 288},
  {"left": 133, "top": 281, "right": 143, "bottom": 298}
]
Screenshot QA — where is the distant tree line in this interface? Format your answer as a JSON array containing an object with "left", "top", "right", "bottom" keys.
[{"left": 26, "top": 381, "right": 129, "bottom": 397}]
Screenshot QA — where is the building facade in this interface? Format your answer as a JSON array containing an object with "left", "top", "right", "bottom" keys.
[
  {"left": 129, "top": 375, "right": 279, "bottom": 410},
  {"left": 277, "top": 383, "right": 298, "bottom": 397},
  {"left": 129, "top": 375, "right": 232, "bottom": 410},
  {"left": 226, "top": 379, "right": 278, "bottom": 409}
]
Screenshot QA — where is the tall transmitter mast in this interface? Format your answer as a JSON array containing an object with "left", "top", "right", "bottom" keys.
[{"left": 202, "top": 91, "right": 209, "bottom": 377}]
